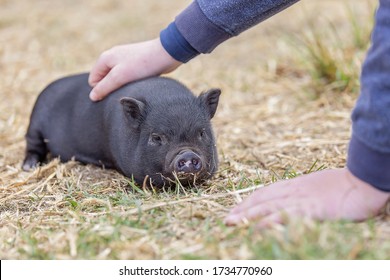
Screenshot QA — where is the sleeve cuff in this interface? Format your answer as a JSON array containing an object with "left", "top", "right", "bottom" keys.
[
  {"left": 347, "top": 135, "right": 390, "bottom": 192},
  {"left": 175, "top": 1, "right": 232, "bottom": 54},
  {"left": 160, "top": 1, "right": 232, "bottom": 62},
  {"left": 160, "top": 22, "right": 200, "bottom": 63}
]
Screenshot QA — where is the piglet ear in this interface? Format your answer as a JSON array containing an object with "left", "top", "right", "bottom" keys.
[
  {"left": 120, "top": 97, "right": 146, "bottom": 127},
  {"left": 198, "top": 88, "right": 221, "bottom": 119}
]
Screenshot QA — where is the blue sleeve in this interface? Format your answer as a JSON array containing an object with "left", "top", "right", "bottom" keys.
[
  {"left": 347, "top": 0, "right": 390, "bottom": 192},
  {"left": 160, "top": 0, "right": 299, "bottom": 62}
]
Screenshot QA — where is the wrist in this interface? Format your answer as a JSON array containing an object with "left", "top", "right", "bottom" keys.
[
  {"left": 153, "top": 37, "right": 182, "bottom": 73},
  {"left": 345, "top": 168, "right": 390, "bottom": 213}
]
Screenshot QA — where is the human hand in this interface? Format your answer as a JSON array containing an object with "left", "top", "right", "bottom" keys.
[
  {"left": 89, "top": 38, "right": 182, "bottom": 101},
  {"left": 225, "top": 168, "right": 389, "bottom": 228}
]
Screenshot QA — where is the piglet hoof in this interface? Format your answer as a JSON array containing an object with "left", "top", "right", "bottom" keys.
[{"left": 22, "top": 153, "right": 41, "bottom": 171}]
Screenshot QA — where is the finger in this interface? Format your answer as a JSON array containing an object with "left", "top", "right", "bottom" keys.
[
  {"left": 89, "top": 65, "right": 130, "bottom": 101},
  {"left": 89, "top": 64, "right": 111, "bottom": 87},
  {"left": 229, "top": 171, "right": 324, "bottom": 216},
  {"left": 255, "top": 206, "right": 300, "bottom": 229},
  {"left": 256, "top": 199, "right": 332, "bottom": 229},
  {"left": 88, "top": 51, "right": 115, "bottom": 87},
  {"left": 224, "top": 197, "right": 291, "bottom": 226},
  {"left": 225, "top": 194, "right": 325, "bottom": 226},
  {"left": 228, "top": 179, "right": 294, "bottom": 216}
]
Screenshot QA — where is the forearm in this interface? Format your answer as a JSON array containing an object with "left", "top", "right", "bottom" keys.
[
  {"left": 347, "top": 0, "right": 390, "bottom": 192},
  {"left": 160, "top": 0, "right": 300, "bottom": 62}
]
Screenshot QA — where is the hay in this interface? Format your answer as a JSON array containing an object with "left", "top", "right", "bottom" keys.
[{"left": 1, "top": 0, "right": 388, "bottom": 259}]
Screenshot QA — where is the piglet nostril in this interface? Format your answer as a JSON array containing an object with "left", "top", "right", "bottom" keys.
[
  {"left": 191, "top": 158, "right": 202, "bottom": 171},
  {"left": 178, "top": 159, "right": 186, "bottom": 168}
]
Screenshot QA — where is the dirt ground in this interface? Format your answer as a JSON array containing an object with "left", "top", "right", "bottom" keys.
[{"left": 1, "top": 0, "right": 389, "bottom": 259}]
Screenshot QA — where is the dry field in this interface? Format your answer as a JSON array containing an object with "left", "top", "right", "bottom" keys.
[{"left": 1, "top": 0, "right": 389, "bottom": 259}]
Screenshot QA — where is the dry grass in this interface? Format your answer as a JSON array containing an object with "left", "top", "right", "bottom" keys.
[{"left": 1, "top": 0, "right": 389, "bottom": 259}]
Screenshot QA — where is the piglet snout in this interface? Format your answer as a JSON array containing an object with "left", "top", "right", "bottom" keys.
[{"left": 174, "top": 150, "right": 202, "bottom": 174}]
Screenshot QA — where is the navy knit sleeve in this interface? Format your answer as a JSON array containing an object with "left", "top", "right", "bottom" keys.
[
  {"left": 160, "top": 0, "right": 299, "bottom": 62},
  {"left": 347, "top": 0, "right": 390, "bottom": 192}
]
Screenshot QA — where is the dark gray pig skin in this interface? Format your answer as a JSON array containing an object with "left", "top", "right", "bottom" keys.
[{"left": 23, "top": 73, "right": 221, "bottom": 186}]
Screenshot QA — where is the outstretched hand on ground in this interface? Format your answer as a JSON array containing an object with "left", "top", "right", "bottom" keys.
[
  {"left": 225, "top": 168, "right": 389, "bottom": 228},
  {"left": 89, "top": 38, "right": 182, "bottom": 101}
]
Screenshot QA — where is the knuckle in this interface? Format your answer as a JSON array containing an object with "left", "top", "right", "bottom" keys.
[
  {"left": 100, "top": 46, "right": 120, "bottom": 59},
  {"left": 100, "top": 49, "right": 112, "bottom": 60}
]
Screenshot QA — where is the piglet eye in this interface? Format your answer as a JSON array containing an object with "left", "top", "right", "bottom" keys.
[
  {"left": 199, "top": 129, "right": 206, "bottom": 138},
  {"left": 149, "top": 133, "right": 163, "bottom": 145}
]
